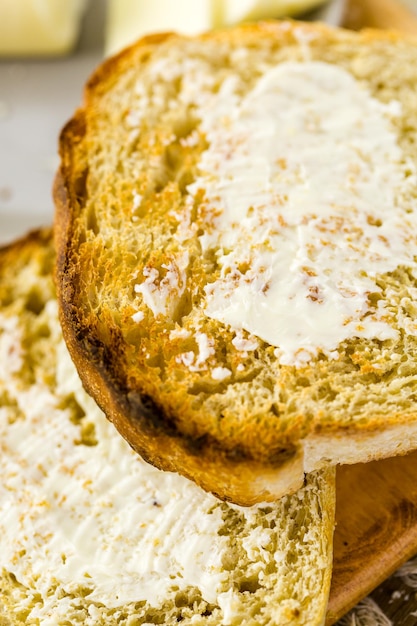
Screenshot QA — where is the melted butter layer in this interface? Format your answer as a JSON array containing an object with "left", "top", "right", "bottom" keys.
[
  {"left": 188, "top": 61, "right": 417, "bottom": 366},
  {"left": 0, "top": 306, "right": 229, "bottom": 615}
]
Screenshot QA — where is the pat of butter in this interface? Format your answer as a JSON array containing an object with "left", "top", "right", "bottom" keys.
[
  {"left": 218, "top": 0, "right": 329, "bottom": 25},
  {"left": 0, "top": 0, "right": 87, "bottom": 56},
  {"left": 106, "top": 0, "right": 213, "bottom": 57},
  {"left": 106, "top": 0, "right": 327, "bottom": 56}
]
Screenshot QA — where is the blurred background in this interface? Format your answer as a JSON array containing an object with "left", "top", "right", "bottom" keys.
[
  {"left": 0, "top": 0, "right": 416, "bottom": 244},
  {"left": 0, "top": 0, "right": 105, "bottom": 243}
]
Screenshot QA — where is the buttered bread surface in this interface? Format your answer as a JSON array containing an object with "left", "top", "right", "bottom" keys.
[
  {"left": 55, "top": 21, "right": 417, "bottom": 505},
  {"left": 0, "top": 230, "right": 335, "bottom": 626}
]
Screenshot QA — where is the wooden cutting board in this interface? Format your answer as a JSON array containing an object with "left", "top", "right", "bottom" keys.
[
  {"left": 342, "top": 0, "right": 417, "bottom": 33},
  {"left": 326, "top": 451, "right": 417, "bottom": 624},
  {"left": 325, "top": 2, "right": 417, "bottom": 623}
]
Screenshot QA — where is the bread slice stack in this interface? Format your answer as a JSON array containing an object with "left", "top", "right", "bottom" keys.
[{"left": 0, "top": 230, "right": 334, "bottom": 625}]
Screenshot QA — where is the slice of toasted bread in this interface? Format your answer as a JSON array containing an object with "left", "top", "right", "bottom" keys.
[
  {"left": 54, "top": 20, "right": 417, "bottom": 505},
  {"left": 0, "top": 230, "right": 334, "bottom": 626}
]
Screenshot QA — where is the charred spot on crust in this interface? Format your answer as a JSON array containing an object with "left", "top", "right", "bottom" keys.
[
  {"left": 126, "top": 391, "right": 176, "bottom": 435},
  {"left": 81, "top": 333, "right": 112, "bottom": 367},
  {"left": 269, "top": 446, "right": 298, "bottom": 466},
  {"left": 73, "top": 168, "right": 89, "bottom": 206}
]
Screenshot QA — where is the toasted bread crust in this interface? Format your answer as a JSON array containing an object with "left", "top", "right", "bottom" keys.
[
  {"left": 54, "top": 21, "right": 417, "bottom": 504},
  {"left": 54, "top": 158, "right": 305, "bottom": 505},
  {"left": 54, "top": 155, "right": 306, "bottom": 504}
]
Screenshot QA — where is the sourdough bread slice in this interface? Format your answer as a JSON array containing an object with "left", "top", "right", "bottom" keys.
[
  {"left": 0, "top": 230, "right": 334, "bottom": 626},
  {"left": 54, "top": 20, "right": 417, "bottom": 505}
]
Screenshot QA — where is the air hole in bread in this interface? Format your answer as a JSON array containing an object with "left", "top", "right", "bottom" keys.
[
  {"left": 232, "top": 367, "right": 262, "bottom": 384},
  {"left": 176, "top": 168, "right": 195, "bottom": 194},
  {"left": 154, "top": 147, "right": 190, "bottom": 194},
  {"left": 171, "top": 290, "right": 193, "bottom": 325},
  {"left": 141, "top": 610, "right": 165, "bottom": 624},
  {"left": 221, "top": 549, "right": 239, "bottom": 571},
  {"left": 25, "top": 287, "right": 46, "bottom": 316},
  {"left": 74, "top": 168, "right": 88, "bottom": 204},
  {"left": 188, "top": 379, "right": 230, "bottom": 397},
  {"left": 174, "top": 589, "right": 214, "bottom": 622},
  {"left": 75, "top": 420, "right": 98, "bottom": 447},
  {"left": 295, "top": 376, "right": 310, "bottom": 388},
  {"left": 34, "top": 321, "right": 51, "bottom": 340},
  {"left": 38, "top": 254, "right": 54, "bottom": 277},
  {"left": 145, "top": 352, "right": 165, "bottom": 372},
  {"left": 316, "top": 383, "right": 338, "bottom": 402},
  {"left": 271, "top": 403, "right": 281, "bottom": 417},
  {"left": 64, "top": 393, "right": 85, "bottom": 421},
  {"left": 238, "top": 577, "right": 262, "bottom": 594},
  {"left": 0, "top": 390, "right": 24, "bottom": 424},
  {"left": 171, "top": 114, "right": 199, "bottom": 141},
  {"left": 85, "top": 204, "right": 99, "bottom": 235}
]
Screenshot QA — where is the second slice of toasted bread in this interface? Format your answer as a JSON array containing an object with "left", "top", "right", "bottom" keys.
[{"left": 0, "top": 230, "right": 335, "bottom": 626}]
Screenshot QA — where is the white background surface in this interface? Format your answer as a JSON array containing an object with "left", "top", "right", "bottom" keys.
[{"left": 0, "top": 0, "right": 105, "bottom": 245}]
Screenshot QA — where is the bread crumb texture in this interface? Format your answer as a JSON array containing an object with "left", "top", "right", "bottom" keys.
[
  {"left": 0, "top": 231, "right": 334, "bottom": 625},
  {"left": 56, "top": 22, "right": 417, "bottom": 483}
]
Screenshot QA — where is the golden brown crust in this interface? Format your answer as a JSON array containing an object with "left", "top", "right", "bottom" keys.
[{"left": 54, "top": 20, "right": 417, "bottom": 504}]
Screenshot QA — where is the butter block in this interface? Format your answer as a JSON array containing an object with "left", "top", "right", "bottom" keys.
[
  {"left": 106, "top": 0, "right": 212, "bottom": 57},
  {"left": 0, "top": 0, "right": 87, "bottom": 56},
  {"left": 219, "top": 0, "right": 328, "bottom": 24},
  {"left": 106, "top": 0, "right": 328, "bottom": 56}
]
